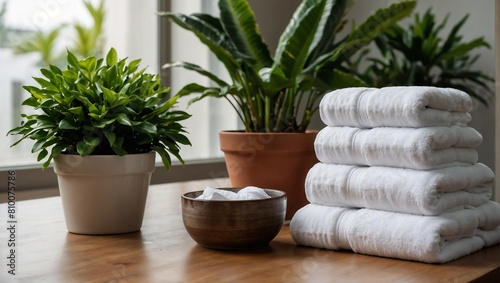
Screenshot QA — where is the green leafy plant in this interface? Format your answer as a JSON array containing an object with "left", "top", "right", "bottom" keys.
[
  {"left": 7, "top": 48, "right": 192, "bottom": 169},
  {"left": 72, "top": 0, "right": 105, "bottom": 58},
  {"left": 13, "top": 28, "right": 62, "bottom": 65},
  {"left": 13, "top": 0, "right": 105, "bottom": 66},
  {"left": 346, "top": 8, "right": 493, "bottom": 106},
  {"left": 159, "top": 0, "right": 416, "bottom": 133}
]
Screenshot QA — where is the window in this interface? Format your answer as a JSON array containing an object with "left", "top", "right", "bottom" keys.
[
  {"left": 1, "top": 0, "right": 109, "bottom": 168},
  {"left": 0, "top": 0, "right": 233, "bottom": 170},
  {"left": 0, "top": 0, "right": 230, "bottom": 192}
]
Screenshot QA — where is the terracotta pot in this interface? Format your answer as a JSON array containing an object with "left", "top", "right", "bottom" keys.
[
  {"left": 54, "top": 153, "right": 155, "bottom": 235},
  {"left": 219, "top": 130, "right": 318, "bottom": 219}
]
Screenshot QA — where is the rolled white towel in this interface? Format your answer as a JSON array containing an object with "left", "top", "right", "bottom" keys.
[
  {"left": 319, "top": 86, "right": 472, "bottom": 128},
  {"left": 305, "top": 163, "right": 494, "bottom": 215},
  {"left": 290, "top": 201, "right": 500, "bottom": 263},
  {"left": 315, "top": 126, "right": 481, "bottom": 170}
]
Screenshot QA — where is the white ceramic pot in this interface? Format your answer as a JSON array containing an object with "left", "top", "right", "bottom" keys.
[{"left": 54, "top": 153, "right": 155, "bottom": 235}]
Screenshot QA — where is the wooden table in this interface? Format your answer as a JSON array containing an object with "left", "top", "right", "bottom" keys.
[{"left": 1, "top": 178, "right": 499, "bottom": 283}]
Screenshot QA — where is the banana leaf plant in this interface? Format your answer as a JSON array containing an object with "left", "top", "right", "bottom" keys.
[
  {"left": 345, "top": 8, "right": 493, "bottom": 106},
  {"left": 159, "top": 0, "right": 416, "bottom": 132}
]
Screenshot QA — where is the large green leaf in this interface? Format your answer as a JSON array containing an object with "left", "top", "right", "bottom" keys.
[
  {"left": 163, "top": 61, "right": 228, "bottom": 86},
  {"left": 158, "top": 12, "right": 241, "bottom": 78},
  {"left": 219, "top": 0, "right": 273, "bottom": 68},
  {"left": 175, "top": 83, "right": 229, "bottom": 106},
  {"left": 258, "top": 67, "right": 294, "bottom": 95},
  {"left": 316, "top": 69, "right": 368, "bottom": 90},
  {"left": 440, "top": 38, "right": 490, "bottom": 61},
  {"left": 306, "top": 0, "right": 350, "bottom": 66},
  {"left": 273, "top": 0, "right": 325, "bottom": 80},
  {"left": 328, "top": 1, "right": 416, "bottom": 66}
]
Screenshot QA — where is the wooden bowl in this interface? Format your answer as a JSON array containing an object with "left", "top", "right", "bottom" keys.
[{"left": 181, "top": 188, "right": 287, "bottom": 250}]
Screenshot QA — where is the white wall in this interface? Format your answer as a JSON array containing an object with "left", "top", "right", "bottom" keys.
[{"left": 104, "top": 0, "right": 158, "bottom": 72}]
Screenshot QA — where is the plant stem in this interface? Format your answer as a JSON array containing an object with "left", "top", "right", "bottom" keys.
[{"left": 263, "top": 96, "right": 271, "bottom": 132}]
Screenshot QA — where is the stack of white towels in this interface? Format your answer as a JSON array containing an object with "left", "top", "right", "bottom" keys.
[{"left": 290, "top": 86, "right": 500, "bottom": 263}]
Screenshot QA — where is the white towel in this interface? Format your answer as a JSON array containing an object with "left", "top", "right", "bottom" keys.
[
  {"left": 196, "top": 186, "right": 271, "bottom": 200},
  {"left": 319, "top": 87, "right": 473, "bottom": 128},
  {"left": 315, "top": 126, "right": 481, "bottom": 170},
  {"left": 290, "top": 201, "right": 500, "bottom": 263},
  {"left": 305, "top": 163, "right": 494, "bottom": 215}
]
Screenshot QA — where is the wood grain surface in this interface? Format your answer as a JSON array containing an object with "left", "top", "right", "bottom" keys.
[{"left": 0, "top": 178, "right": 499, "bottom": 282}]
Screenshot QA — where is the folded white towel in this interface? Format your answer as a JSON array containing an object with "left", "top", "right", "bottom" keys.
[
  {"left": 319, "top": 87, "right": 473, "bottom": 128},
  {"left": 305, "top": 163, "right": 494, "bottom": 215},
  {"left": 290, "top": 201, "right": 500, "bottom": 263},
  {"left": 315, "top": 126, "right": 481, "bottom": 170}
]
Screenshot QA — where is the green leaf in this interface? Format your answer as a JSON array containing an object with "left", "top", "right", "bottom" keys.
[
  {"left": 59, "top": 119, "right": 79, "bottom": 130},
  {"left": 116, "top": 113, "right": 132, "bottom": 126},
  {"left": 76, "top": 135, "right": 100, "bottom": 156},
  {"left": 152, "top": 145, "right": 173, "bottom": 170},
  {"left": 88, "top": 103, "right": 100, "bottom": 114},
  {"left": 79, "top": 56, "right": 97, "bottom": 73},
  {"left": 128, "top": 59, "right": 141, "bottom": 73},
  {"left": 36, "top": 115, "right": 55, "bottom": 125},
  {"left": 32, "top": 138, "right": 48, "bottom": 153},
  {"left": 162, "top": 132, "right": 191, "bottom": 146},
  {"left": 306, "top": 0, "right": 350, "bottom": 66},
  {"left": 158, "top": 12, "right": 241, "bottom": 78},
  {"left": 163, "top": 61, "right": 228, "bottom": 86},
  {"left": 148, "top": 95, "right": 179, "bottom": 117},
  {"left": 440, "top": 38, "right": 490, "bottom": 61},
  {"left": 274, "top": 0, "right": 325, "bottom": 79},
  {"left": 68, "top": 106, "right": 83, "bottom": 115},
  {"left": 258, "top": 67, "right": 293, "bottom": 95},
  {"left": 104, "top": 131, "right": 116, "bottom": 147},
  {"left": 37, "top": 148, "right": 49, "bottom": 162},
  {"left": 219, "top": 0, "right": 273, "bottom": 68},
  {"left": 316, "top": 69, "right": 368, "bottom": 90},
  {"left": 174, "top": 83, "right": 224, "bottom": 105},
  {"left": 329, "top": 1, "right": 416, "bottom": 65},
  {"left": 43, "top": 143, "right": 66, "bottom": 169},
  {"left": 439, "top": 13, "right": 466, "bottom": 55},
  {"left": 39, "top": 99, "right": 60, "bottom": 109},
  {"left": 62, "top": 69, "right": 78, "bottom": 84},
  {"left": 67, "top": 50, "right": 80, "bottom": 69},
  {"left": 111, "top": 136, "right": 128, "bottom": 155},
  {"left": 106, "top": 47, "right": 118, "bottom": 66},
  {"left": 49, "top": 64, "right": 63, "bottom": 76},
  {"left": 22, "top": 97, "right": 40, "bottom": 107},
  {"left": 135, "top": 122, "right": 157, "bottom": 135},
  {"left": 41, "top": 68, "right": 58, "bottom": 83},
  {"left": 101, "top": 86, "right": 118, "bottom": 106}
]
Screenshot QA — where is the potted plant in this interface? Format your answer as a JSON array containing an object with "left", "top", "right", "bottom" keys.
[
  {"left": 159, "top": 0, "right": 415, "bottom": 218},
  {"left": 7, "top": 48, "right": 191, "bottom": 234},
  {"left": 345, "top": 8, "right": 494, "bottom": 106}
]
